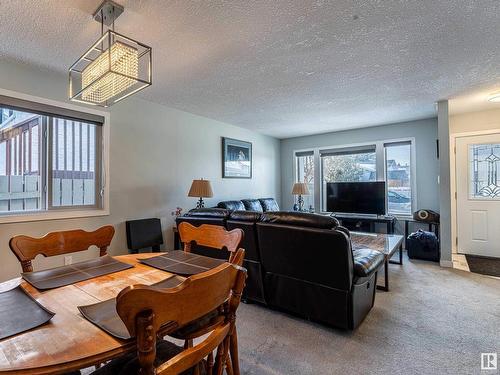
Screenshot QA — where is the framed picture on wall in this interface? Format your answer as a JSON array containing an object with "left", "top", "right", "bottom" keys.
[{"left": 222, "top": 137, "right": 252, "bottom": 178}]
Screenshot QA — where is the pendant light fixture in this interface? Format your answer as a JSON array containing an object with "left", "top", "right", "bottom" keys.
[{"left": 69, "top": 0, "right": 152, "bottom": 107}]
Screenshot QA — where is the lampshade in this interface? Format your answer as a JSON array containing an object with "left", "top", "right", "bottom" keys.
[
  {"left": 292, "top": 182, "right": 310, "bottom": 195},
  {"left": 188, "top": 179, "right": 214, "bottom": 198}
]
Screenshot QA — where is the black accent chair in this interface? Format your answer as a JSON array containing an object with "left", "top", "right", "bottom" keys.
[
  {"left": 125, "top": 218, "right": 163, "bottom": 254},
  {"left": 176, "top": 208, "right": 384, "bottom": 330}
]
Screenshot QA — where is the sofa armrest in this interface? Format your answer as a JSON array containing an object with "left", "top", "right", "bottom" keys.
[
  {"left": 336, "top": 226, "right": 350, "bottom": 238},
  {"left": 352, "top": 248, "right": 384, "bottom": 277}
]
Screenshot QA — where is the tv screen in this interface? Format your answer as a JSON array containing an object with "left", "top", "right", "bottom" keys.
[{"left": 326, "top": 181, "right": 386, "bottom": 215}]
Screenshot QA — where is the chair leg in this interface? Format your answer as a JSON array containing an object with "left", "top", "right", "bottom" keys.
[
  {"left": 215, "top": 342, "right": 225, "bottom": 375},
  {"left": 221, "top": 336, "right": 232, "bottom": 375},
  {"left": 207, "top": 351, "right": 214, "bottom": 375},
  {"left": 229, "top": 329, "right": 240, "bottom": 375},
  {"left": 225, "top": 357, "right": 234, "bottom": 375}
]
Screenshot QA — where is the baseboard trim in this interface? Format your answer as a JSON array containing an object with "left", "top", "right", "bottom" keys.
[{"left": 440, "top": 260, "right": 453, "bottom": 268}]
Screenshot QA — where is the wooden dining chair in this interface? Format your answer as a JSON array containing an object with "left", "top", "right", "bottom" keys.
[
  {"left": 176, "top": 222, "right": 245, "bottom": 374},
  {"left": 178, "top": 222, "right": 244, "bottom": 265},
  {"left": 92, "top": 263, "right": 247, "bottom": 375},
  {"left": 9, "top": 226, "right": 115, "bottom": 272}
]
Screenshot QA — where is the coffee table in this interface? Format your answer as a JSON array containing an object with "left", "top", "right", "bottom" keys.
[{"left": 351, "top": 232, "right": 404, "bottom": 291}]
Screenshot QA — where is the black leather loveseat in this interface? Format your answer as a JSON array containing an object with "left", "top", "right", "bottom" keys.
[{"left": 176, "top": 209, "right": 384, "bottom": 330}]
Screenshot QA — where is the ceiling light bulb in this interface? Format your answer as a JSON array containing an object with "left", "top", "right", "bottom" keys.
[{"left": 488, "top": 93, "right": 500, "bottom": 103}]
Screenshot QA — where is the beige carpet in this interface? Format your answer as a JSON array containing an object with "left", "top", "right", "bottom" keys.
[
  {"left": 236, "top": 254, "right": 500, "bottom": 375},
  {"left": 84, "top": 254, "right": 500, "bottom": 374}
]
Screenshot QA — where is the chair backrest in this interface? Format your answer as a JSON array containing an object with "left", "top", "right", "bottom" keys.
[
  {"left": 158, "top": 323, "right": 231, "bottom": 375},
  {"left": 117, "top": 263, "right": 247, "bottom": 375},
  {"left": 126, "top": 218, "right": 163, "bottom": 252},
  {"left": 178, "top": 222, "right": 244, "bottom": 264},
  {"left": 9, "top": 225, "right": 115, "bottom": 272}
]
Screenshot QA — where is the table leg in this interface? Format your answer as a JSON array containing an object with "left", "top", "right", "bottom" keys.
[
  {"left": 405, "top": 220, "right": 409, "bottom": 250},
  {"left": 377, "top": 259, "right": 389, "bottom": 292},
  {"left": 389, "top": 242, "right": 403, "bottom": 265}
]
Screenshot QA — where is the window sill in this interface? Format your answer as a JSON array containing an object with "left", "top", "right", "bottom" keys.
[
  {"left": 390, "top": 214, "right": 414, "bottom": 220},
  {"left": 0, "top": 208, "right": 110, "bottom": 224}
]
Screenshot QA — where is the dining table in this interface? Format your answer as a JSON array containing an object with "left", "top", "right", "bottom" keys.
[{"left": 0, "top": 253, "right": 183, "bottom": 374}]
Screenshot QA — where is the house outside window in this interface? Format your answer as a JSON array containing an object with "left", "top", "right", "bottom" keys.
[
  {"left": 0, "top": 92, "right": 107, "bottom": 221},
  {"left": 385, "top": 141, "right": 412, "bottom": 215}
]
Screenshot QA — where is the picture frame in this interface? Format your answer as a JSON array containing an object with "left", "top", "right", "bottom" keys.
[{"left": 222, "top": 137, "right": 252, "bottom": 178}]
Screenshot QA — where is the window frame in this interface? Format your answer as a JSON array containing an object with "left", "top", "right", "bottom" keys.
[
  {"left": 0, "top": 88, "right": 110, "bottom": 224},
  {"left": 293, "top": 137, "right": 417, "bottom": 217},
  {"left": 294, "top": 150, "right": 315, "bottom": 211}
]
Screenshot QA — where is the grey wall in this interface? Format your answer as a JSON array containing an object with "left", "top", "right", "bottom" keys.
[
  {"left": 280, "top": 118, "right": 439, "bottom": 213},
  {"left": 437, "top": 101, "right": 452, "bottom": 264},
  {"left": 0, "top": 60, "right": 280, "bottom": 281}
]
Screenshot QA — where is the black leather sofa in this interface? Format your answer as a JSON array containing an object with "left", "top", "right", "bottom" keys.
[
  {"left": 176, "top": 208, "right": 384, "bottom": 330},
  {"left": 217, "top": 197, "right": 280, "bottom": 212}
]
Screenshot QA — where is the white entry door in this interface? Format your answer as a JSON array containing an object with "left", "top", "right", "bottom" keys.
[{"left": 456, "top": 133, "right": 500, "bottom": 258}]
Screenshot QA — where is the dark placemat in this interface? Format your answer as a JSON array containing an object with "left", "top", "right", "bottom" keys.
[
  {"left": 140, "top": 251, "right": 226, "bottom": 276},
  {"left": 0, "top": 286, "right": 55, "bottom": 340},
  {"left": 78, "top": 275, "right": 184, "bottom": 339},
  {"left": 22, "top": 256, "right": 134, "bottom": 291}
]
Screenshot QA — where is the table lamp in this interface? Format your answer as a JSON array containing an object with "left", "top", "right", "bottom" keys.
[
  {"left": 188, "top": 179, "right": 213, "bottom": 209},
  {"left": 292, "top": 182, "right": 310, "bottom": 211}
]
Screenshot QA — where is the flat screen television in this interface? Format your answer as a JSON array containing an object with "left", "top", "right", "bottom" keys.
[{"left": 326, "top": 181, "right": 386, "bottom": 215}]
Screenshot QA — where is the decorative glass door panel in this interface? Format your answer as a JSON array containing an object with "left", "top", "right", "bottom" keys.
[{"left": 469, "top": 143, "right": 500, "bottom": 199}]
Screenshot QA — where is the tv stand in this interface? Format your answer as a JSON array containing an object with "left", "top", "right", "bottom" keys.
[{"left": 331, "top": 213, "right": 396, "bottom": 234}]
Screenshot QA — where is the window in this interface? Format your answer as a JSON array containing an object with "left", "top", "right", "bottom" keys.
[
  {"left": 0, "top": 95, "right": 105, "bottom": 216},
  {"left": 295, "top": 139, "right": 415, "bottom": 216},
  {"left": 320, "top": 146, "right": 376, "bottom": 211},
  {"left": 385, "top": 141, "right": 412, "bottom": 215},
  {"left": 51, "top": 118, "right": 100, "bottom": 207},
  {"left": 295, "top": 151, "right": 315, "bottom": 210}
]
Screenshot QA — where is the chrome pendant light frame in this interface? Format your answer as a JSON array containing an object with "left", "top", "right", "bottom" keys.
[{"left": 69, "top": 0, "right": 152, "bottom": 107}]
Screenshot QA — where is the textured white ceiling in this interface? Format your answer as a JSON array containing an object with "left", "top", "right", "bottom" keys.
[{"left": 1, "top": 0, "right": 500, "bottom": 138}]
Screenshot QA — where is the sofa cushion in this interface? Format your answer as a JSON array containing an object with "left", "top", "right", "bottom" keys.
[
  {"left": 259, "top": 198, "right": 280, "bottom": 212},
  {"left": 241, "top": 199, "right": 264, "bottom": 212},
  {"left": 217, "top": 200, "right": 245, "bottom": 211},
  {"left": 260, "top": 211, "right": 339, "bottom": 229},
  {"left": 352, "top": 248, "right": 384, "bottom": 277},
  {"left": 228, "top": 210, "right": 262, "bottom": 222},
  {"left": 184, "top": 208, "right": 231, "bottom": 218}
]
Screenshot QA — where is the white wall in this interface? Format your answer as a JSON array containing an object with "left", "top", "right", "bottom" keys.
[
  {"left": 280, "top": 118, "right": 440, "bottom": 213},
  {"left": 450, "top": 108, "right": 500, "bottom": 134},
  {"left": 0, "top": 60, "right": 280, "bottom": 281}
]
